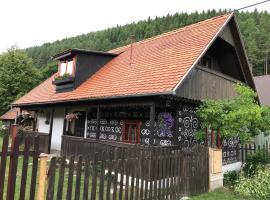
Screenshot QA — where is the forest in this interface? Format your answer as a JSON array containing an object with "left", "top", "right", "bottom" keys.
[
  {"left": 0, "top": 9, "right": 269, "bottom": 114},
  {"left": 25, "top": 9, "right": 270, "bottom": 78}
]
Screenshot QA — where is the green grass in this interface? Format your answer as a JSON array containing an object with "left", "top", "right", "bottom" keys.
[{"left": 190, "top": 188, "right": 253, "bottom": 200}]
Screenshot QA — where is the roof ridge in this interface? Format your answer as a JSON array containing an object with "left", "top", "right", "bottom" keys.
[{"left": 109, "top": 12, "right": 233, "bottom": 53}]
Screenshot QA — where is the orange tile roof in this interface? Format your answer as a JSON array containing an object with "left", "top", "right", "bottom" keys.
[
  {"left": 0, "top": 108, "right": 19, "bottom": 120},
  {"left": 13, "top": 13, "right": 233, "bottom": 106}
]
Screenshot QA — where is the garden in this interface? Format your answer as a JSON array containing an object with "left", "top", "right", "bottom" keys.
[{"left": 191, "top": 84, "right": 270, "bottom": 200}]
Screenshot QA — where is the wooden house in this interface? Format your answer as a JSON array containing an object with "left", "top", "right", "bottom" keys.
[{"left": 12, "top": 13, "right": 255, "bottom": 165}]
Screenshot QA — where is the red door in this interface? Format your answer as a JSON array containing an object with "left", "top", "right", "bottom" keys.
[{"left": 122, "top": 120, "right": 141, "bottom": 143}]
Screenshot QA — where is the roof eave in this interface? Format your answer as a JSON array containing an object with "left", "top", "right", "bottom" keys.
[{"left": 12, "top": 91, "right": 174, "bottom": 107}]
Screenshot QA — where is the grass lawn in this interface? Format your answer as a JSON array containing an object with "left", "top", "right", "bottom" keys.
[{"left": 190, "top": 188, "right": 252, "bottom": 200}]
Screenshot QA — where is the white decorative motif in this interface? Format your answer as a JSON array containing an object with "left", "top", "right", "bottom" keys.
[
  {"left": 144, "top": 138, "right": 150, "bottom": 144},
  {"left": 141, "top": 129, "right": 150, "bottom": 136},
  {"left": 88, "top": 132, "right": 96, "bottom": 138},
  {"left": 108, "top": 134, "right": 117, "bottom": 140},
  {"left": 100, "top": 134, "right": 107, "bottom": 139},
  {"left": 105, "top": 127, "right": 111, "bottom": 132},
  {"left": 115, "top": 127, "right": 121, "bottom": 133},
  {"left": 110, "top": 120, "right": 118, "bottom": 125},
  {"left": 145, "top": 121, "right": 150, "bottom": 127},
  {"left": 88, "top": 125, "right": 96, "bottom": 131},
  {"left": 183, "top": 106, "right": 189, "bottom": 112},
  {"left": 178, "top": 136, "right": 182, "bottom": 141},
  {"left": 89, "top": 119, "right": 97, "bottom": 124},
  {"left": 100, "top": 126, "right": 105, "bottom": 132},
  {"left": 100, "top": 119, "right": 107, "bottom": 125},
  {"left": 120, "top": 120, "right": 124, "bottom": 126},
  {"left": 160, "top": 140, "right": 172, "bottom": 146}
]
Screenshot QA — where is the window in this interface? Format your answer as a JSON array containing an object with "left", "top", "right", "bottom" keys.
[
  {"left": 122, "top": 120, "right": 141, "bottom": 143},
  {"left": 199, "top": 56, "right": 212, "bottom": 69},
  {"left": 58, "top": 58, "right": 75, "bottom": 76}
]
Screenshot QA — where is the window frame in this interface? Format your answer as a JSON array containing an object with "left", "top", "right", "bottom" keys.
[
  {"left": 121, "top": 120, "right": 141, "bottom": 144},
  {"left": 58, "top": 57, "right": 76, "bottom": 77}
]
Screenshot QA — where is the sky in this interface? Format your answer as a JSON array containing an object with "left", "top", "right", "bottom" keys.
[{"left": 0, "top": 0, "right": 269, "bottom": 52}]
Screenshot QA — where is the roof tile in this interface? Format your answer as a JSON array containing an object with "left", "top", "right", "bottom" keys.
[{"left": 14, "top": 13, "right": 232, "bottom": 106}]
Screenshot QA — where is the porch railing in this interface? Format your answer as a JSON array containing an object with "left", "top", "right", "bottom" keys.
[{"left": 61, "top": 135, "right": 181, "bottom": 160}]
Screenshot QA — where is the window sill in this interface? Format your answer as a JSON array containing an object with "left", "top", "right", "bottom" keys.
[{"left": 52, "top": 77, "right": 75, "bottom": 86}]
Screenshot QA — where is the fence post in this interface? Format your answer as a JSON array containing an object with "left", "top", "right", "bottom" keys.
[
  {"left": 208, "top": 147, "right": 223, "bottom": 191},
  {"left": 37, "top": 154, "right": 49, "bottom": 200}
]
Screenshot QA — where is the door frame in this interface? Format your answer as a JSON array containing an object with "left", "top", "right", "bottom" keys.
[{"left": 121, "top": 120, "right": 141, "bottom": 144}]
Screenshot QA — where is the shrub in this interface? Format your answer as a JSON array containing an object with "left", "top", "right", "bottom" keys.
[
  {"left": 243, "top": 150, "right": 270, "bottom": 177},
  {"left": 235, "top": 168, "right": 270, "bottom": 200},
  {"left": 224, "top": 171, "right": 240, "bottom": 188}
]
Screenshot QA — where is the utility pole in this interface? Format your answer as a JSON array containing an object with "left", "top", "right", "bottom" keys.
[{"left": 266, "top": 50, "right": 268, "bottom": 75}]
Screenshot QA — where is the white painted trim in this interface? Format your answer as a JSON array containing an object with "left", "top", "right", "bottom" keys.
[
  {"left": 84, "top": 111, "right": 88, "bottom": 138},
  {"left": 172, "top": 13, "right": 234, "bottom": 92}
]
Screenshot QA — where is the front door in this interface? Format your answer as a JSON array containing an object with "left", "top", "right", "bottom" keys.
[
  {"left": 122, "top": 120, "right": 141, "bottom": 143},
  {"left": 74, "top": 111, "right": 86, "bottom": 137}
]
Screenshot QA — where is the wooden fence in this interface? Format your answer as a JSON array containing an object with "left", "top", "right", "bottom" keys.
[
  {"left": 0, "top": 133, "right": 40, "bottom": 200},
  {"left": 0, "top": 134, "right": 209, "bottom": 200},
  {"left": 238, "top": 143, "right": 269, "bottom": 163},
  {"left": 46, "top": 145, "right": 209, "bottom": 200}
]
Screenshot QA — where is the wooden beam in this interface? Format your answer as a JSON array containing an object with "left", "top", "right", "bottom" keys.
[
  {"left": 149, "top": 103, "right": 155, "bottom": 145},
  {"left": 96, "top": 106, "right": 100, "bottom": 139},
  {"left": 62, "top": 108, "right": 68, "bottom": 135},
  {"left": 32, "top": 111, "right": 38, "bottom": 131},
  {"left": 48, "top": 108, "right": 55, "bottom": 153}
]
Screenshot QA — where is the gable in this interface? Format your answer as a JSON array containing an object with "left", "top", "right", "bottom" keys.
[{"left": 175, "top": 17, "right": 256, "bottom": 101}]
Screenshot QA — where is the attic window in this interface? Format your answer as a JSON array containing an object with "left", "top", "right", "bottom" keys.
[
  {"left": 199, "top": 56, "right": 212, "bottom": 69},
  {"left": 59, "top": 58, "right": 75, "bottom": 76}
]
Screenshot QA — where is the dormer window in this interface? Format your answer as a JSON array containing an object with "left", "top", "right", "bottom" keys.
[{"left": 59, "top": 58, "right": 75, "bottom": 76}]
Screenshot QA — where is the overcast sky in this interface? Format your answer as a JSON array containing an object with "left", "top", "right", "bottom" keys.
[{"left": 0, "top": 0, "right": 269, "bottom": 52}]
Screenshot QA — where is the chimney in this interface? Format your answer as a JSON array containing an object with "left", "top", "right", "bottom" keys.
[{"left": 129, "top": 35, "right": 135, "bottom": 67}]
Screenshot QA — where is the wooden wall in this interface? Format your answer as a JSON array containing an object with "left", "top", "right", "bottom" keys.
[{"left": 176, "top": 66, "right": 238, "bottom": 100}]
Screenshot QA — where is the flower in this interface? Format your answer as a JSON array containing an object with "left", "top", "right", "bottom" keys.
[
  {"left": 157, "top": 112, "right": 174, "bottom": 137},
  {"left": 65, "top": 112, "right": 80, "bottom": 122}
]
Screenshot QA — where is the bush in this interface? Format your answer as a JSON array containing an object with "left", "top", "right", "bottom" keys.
[
  {"left": 224, "top": 171, "right": 240, "bottom": 188},
  {"left": 235, "top": 168, "right": 270, "bottom": 200},
  {"left": 243, "top": 150, "right": 270, "bottom": 176}
]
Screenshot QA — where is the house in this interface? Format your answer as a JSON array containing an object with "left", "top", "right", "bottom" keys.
[
  {"left": 254, "top": 75, "right": 270, "bottom": 147},
  {"left": 0, "top": 108, "right": 18, "bottom": 129},
  {"left": 0, "top": 108, "right": 34, "bottom": 131},
  {"left": 12, "top": 13, "right": 255, "bottom": 166}
]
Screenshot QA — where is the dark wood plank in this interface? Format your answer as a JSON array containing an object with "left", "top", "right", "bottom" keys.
[
  {"left": 83, "top": 156, "right": 91, "bottom": 200},
  {"left": 124, "top": 159, "right": 129, "bottom": 200},
  {"left": 19, "top": 135, "right": 31, "bottom": 200},
  {"left": 56, "top": 156, "right": 66, "bottom": 200},
  {"left": 91, "top": 153, "right": 98, "bottom": 200},
  {"left": 66, "top": 156, "right": 75, "bottom": 200},
  {"left": 118, "top": 150, "right": 124, "bottom": 200},
  {"left": 30, "top": 135, "right": 40, "bottom": 200},
  {"left": 112, "top": 159, "right": 120, "bottom": 200},
  {"left": 7, "top": 135, "right": 20, "bottom": 200},
  {"left": 99, "top": 152, "right": 106, "bottom": 200},
  {"left": 0, "top": 133, "right": 9, "bottom": 200},
  {"left": 139, "top": 149, "right": 145, "bottom": 200},
  {"left": 134, "top": 148, "right": 140, "bottom": 200},
  {"left": 48, "top": 108, "right": 55, "bottom": 153},
  {"left": 130, "top": 158, "right": 135, "bottom": 200},
  {"left": 46, "top": 157, "right": 57, "bottom": 200},
  {"left": 75, "top": 155, "right": 83, "bottom": 200},
  {"left": 105, "top": 158, "right": 113, "bottom": 200}
]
